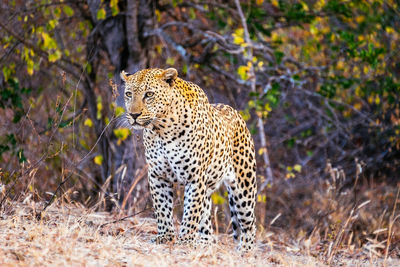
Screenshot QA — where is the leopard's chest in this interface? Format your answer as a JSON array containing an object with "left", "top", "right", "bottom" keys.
[{"left": 145, "top": 127, "right": 204, "bottom": 184}]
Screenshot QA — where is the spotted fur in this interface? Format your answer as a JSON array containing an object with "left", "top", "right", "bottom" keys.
[{"left": 121, "top": 68, "right": 257, "bottom": 251}]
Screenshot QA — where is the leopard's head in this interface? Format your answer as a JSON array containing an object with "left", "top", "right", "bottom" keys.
[{"left": 121, "top": 68, "right": 178, "bottom": 129}]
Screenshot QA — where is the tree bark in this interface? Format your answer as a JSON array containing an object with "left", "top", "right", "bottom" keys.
[{"left": 85, "top": 0, "right": 154, "bottom": 206}]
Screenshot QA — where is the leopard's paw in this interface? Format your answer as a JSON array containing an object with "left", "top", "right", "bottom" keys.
[{"left": 151, "top": 233, "right": 175, "bottom": 244}]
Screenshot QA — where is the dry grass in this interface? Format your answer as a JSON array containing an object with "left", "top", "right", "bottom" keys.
[{"left": 1, "top": 201, "right": 399, "bottom": 267}]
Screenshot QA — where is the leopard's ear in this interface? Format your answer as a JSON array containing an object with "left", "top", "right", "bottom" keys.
[
  {"left": 163, "top": 68, "right": 178, "bottom": 86},
  {"left": 120, "top": 70, "right": 129, "bottom": 82}
]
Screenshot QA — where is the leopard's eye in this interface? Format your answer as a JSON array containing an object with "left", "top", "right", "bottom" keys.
[
  {"left": 125, "top": 91, "right": 132, "bottom": 98},
  {"left": 144, "top": 91, "right": 154, "bottom": 98}
]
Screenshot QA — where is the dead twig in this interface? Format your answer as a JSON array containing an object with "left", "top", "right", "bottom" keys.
[
  {"left": 37, "top": 115, "right": 117, "bottom": 220},
  {"left": 99, "top": 207, "right": 152, "bottom": 228}
]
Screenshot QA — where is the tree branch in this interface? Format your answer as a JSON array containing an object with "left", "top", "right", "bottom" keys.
[{"left": 234, "top": 0, "right": 274, "bottom": 188}]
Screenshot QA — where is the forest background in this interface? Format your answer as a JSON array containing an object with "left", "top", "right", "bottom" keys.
[{"left": 0, "top": 0, "right": 399, "bottom": 263}]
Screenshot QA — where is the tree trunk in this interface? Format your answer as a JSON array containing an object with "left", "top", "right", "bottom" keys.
[{"left": 85, "top": 0, "right": 154, "bottom": 207}]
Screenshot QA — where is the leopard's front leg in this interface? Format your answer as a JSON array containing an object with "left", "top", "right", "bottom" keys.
[
  {"left": 148, "top": 171, "right": 175, "bottom": 244},
  {"left": 178, "top": 180, "right": 207, "bottom": 245}
]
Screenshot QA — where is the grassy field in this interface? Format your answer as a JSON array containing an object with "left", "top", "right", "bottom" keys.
[{"left": 0, "top": 201, "right": 398, "bottom": 267}]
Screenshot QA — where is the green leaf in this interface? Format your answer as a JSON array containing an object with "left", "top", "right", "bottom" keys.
[
  {"left": 114, "top": 128, "right": 131, "bottom": 145},
  {"left": 97, "top": 8, "right": 106, "bottom": 20},
  {"left": 26, "top": 58, "right": 34, "bottom": 75},
  {"left": 189, "top": 8, "right": 196, "bottom": 20},
  {"left": 41, "top": 32, "right": 57, "bottom": 49},
  {"left": 2, "top": 66, "right": 13, "bottom": 81},
  {"left": 18, "top": 148, "right": 26, "bottom": 163},
  {"left": 274, "top": 51, "right": 284, "bottom": 64},
  {"left": 294, "top": 164, "right": 302, "bottom": 173},
  {"left": 110, "top": 0, "right": 119, "bottom": 16},
  {"left": 113, "top": 128, "right": 131, "bottom": 140},
  {"left": 48, "top": 50, "right": 62, "bottom": 63},
  {"left": 115, "top": 106, "right": 125, "bottom": 117},
  {"left": 47, "top": 19, "right": 58, "bottom": 31},
  {"left": 166, "top": 57, "right": 175, "bottom": 65},
  {"left": 63, "top": 5, "right": 74, "bottom": 17}
]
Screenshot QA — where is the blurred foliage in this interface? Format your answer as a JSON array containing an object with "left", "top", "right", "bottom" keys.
[{"left": 0, "top": 0, "right": 399, "bottom": 208}]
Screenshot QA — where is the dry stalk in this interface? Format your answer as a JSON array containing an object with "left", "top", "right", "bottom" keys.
[
  {"left": 326, "top": 208, "right": 354, "bottom": 264},
  {"left": 327, "top": 199, "right": 371, "bottom": 264},
  {"left": 384, "top": 186, "right": 400, "bottom": 266},
  {"left": 214, "top": 206, "right": 219, "bottom": 237},
  {"left": 120, "top": 164, "right": 148, "bottom": 211},
  {"left": 37, "top": 115, "right": 117, "bottom": 218}
]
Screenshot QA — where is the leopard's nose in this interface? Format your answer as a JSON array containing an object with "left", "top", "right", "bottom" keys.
[{"left": 130, "top": 113, "right": 142, "bottom": 120}]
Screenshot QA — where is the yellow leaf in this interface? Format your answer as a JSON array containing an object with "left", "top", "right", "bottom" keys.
[
  {"left": 211, "top": 192, "right": 225, "bottom": 205},
  {"left": 354, "top": 102, "right": 362, "bottom": 110},
  {"left": 234, "top": 28, "right": 244, "bottom": 37},
  {"left": 300, "top": 1, "right": 309, "bottom": 11},
  {"left": 41, "top": 32, "right": 57, "bottom": 49},
  {"left": 232, "top": 28, "right": 245, "bottom": 45},
  {"left": 237, "top": 65, "right": 249, "bottom": 80},
  {"left": 114, "top": 128, "right": 131, "bottom": 145},
  {"left": 336, "top": 61, "right": 344, "bottom": 69},
  {"left": 257, "top": 194, "right": 267, "bottom": 203},
  {"left": 356, "top": 16, "right": 365, "bottom": 23},
  {"left": 256, "top": 0, "right": 264, "bottom": 5},
  {"left": 239, "top": 110, "right": 251, "bottom": 121},
  {"left": 26, "top": 58, "right": 34, "bottom": 75},
  {"left": 355, "top": 86, "right": 362, "bottom": 97},
  {"left": 115, "top": 106, "right": 125, "bottom": 117},
  {"left": 258, "top": 148, "right": 265, "bottom": 156},
  {"left": 386, "top": 27, "right": 395, "bottom": 34},
  {"left": 84, "top": 118, "right": 93, "bottom": 127},
  {"left": 96, "top": 99, "right": 103, "bottom": 120},
  {"left": 315, "top": 0, "right": 326, "bottom": 10},
  {"left": 94, "top": 155, "right": 103, "bottom": 165},
  {"left": 294, "top": 164, "right": 302, "bottom": 173},
  {"left": 155, "top": 9, "right": 161, "bottom": 22},
  {"left": 48, "top": 50, "right": 61, "bottom": 62},
  {"left": 271, "top": 32, "right": 280, "bottom": 42},
  {"left": 368, "top": 95, "right": 374, "bottom": 104},
  {"left": 375, "top": 96, "right": 380, "bottom": 105},
  {"left": 110, "top": 0, "right": 119, "bottom": 16},
  {"left": 310, "top": 25, "right": 318, "bottom": 36},
  {"left": 363, "top": 65, "right": 369, "bottom": 74},
  {"left": 264, "top": 103, "right": 272, "bottom": 112},
  {"left": 233, "top": 35, "right": 244, "bottom": 45},
  {"left": 97, "top": 8, "right": 106, "bottom": 20},
  {"left": 240, "top": 42, "right": 248, "bottom": 48},
  {"left": 285, "top": 173, "right": 295, "bottom": 179},
  {"left": 166, "top": 57, "right": 175, "bottom": 65},
  {"left": 79, "top": 139, "right": 89, "bottom": 150},
  {"left": 248, "top": 100, "right": 256, "bottom": 108}
]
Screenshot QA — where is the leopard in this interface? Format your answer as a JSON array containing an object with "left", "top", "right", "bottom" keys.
[{"left": 120, "top": 67, "right": 257, "bottom": 251}]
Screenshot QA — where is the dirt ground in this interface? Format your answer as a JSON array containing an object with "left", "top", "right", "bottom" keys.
[{"left": 0, "top": 202, "right": 398, "bottom": 267}]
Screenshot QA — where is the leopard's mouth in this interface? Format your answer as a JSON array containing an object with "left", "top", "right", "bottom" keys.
[{"left": 131, "top": 119, "right": 152, "bottom": 129}]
